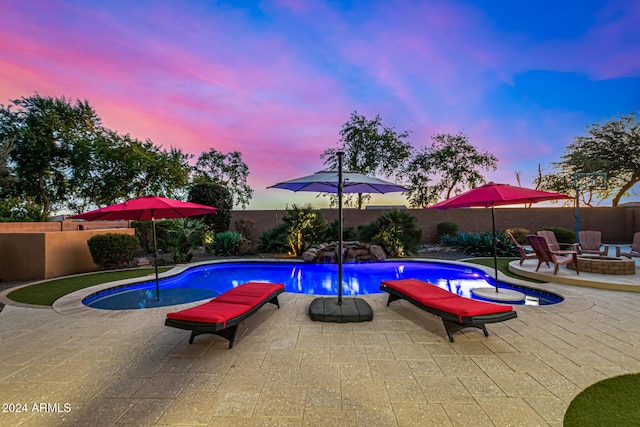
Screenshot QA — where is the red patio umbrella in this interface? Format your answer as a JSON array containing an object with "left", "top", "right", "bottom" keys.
[
  {"left": 429, "top": 182, "right": 571, "bottom": 300},
  {"left": 72, "top": 196, "right": 218, "bottom": 300}
]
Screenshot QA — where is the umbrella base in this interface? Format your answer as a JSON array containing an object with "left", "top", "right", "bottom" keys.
[
  {"left": 471, "top": 287, "right": 525, "bottom": 303},
  {"left": 308, "top": 297, "right": 373, "bottom": 323}
]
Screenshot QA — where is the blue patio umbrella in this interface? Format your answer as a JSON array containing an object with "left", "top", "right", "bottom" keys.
[{"left": 269, "top": 152, "right": 409, "bottom": 322}]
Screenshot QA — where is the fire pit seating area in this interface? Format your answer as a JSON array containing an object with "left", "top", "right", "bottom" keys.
[
  {"left": 302, "top": 241, "right": 386, "bottom": 263},
  {"left": 567, "top": 255, "right": 636, "bottom": 275}
]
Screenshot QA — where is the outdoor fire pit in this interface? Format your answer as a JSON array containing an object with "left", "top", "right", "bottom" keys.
[{"left": 568, "top": 255, "right": 636, "bottom": 275}]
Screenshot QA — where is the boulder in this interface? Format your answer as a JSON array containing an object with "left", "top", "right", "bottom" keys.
[{"left": 301, "top": 241, "right": 387, "bottom": 263}]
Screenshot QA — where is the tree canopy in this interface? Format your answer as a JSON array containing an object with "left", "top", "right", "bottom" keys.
[
  {"left": 404, "top": 132, "right": 498, "bottom": 207},
  {"left": 0, "top": 94, "right": 246, "bottom": 220},
  {"left": 321, "top": 111, "right": 412, "bottom": 208},
  {"left": 538, "top": 112, "right": 640, "bottom": 206},
  {"left": 193, "top": 148, "right": 253, "bottom": 209}
]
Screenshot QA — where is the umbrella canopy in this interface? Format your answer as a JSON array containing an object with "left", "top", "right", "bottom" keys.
[
  {"left": 429, "top": 182, "right": 571, "bottom": 299},
  {"left": 72, "top": 196, "right": 217, "bottom": 300},
  {"left": 72, "top": 196, "right": 218, "bottom": 221},
  {"left": 429, "top": 182, "right": 571, "bottom": 209},
  {"left": 269, "top": 153, "right": 409, "bottom": 321},
  {"left": 269, "top": 170, "right": 409, "bottom": 194}
]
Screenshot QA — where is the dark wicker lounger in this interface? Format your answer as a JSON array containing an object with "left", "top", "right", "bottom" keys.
[
  {"left": 165, "top": 282, "right": 284, "bottom": 348},
  {"left": 380, "top": 279, "right": 517, "bottom": 342}
]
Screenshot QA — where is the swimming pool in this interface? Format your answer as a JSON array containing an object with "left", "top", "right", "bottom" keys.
[{"left": 83, "top": 260, "right": 562, "bottom": 310}]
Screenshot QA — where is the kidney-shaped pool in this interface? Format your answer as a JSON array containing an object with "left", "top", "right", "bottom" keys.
[{"left": 82, "top": 260, "right": 562, "bottom": 310}]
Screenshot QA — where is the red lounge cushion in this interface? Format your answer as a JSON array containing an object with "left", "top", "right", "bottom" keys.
[
  {"left": 381, "top": 279, "right": 513, "bottom": 321},
  {"left": 167, "top": 301, "right": 253, "bottom": 325},
  {"left": 215, "top": 282, "right": 284, "bottom": 305},
  {"left": 381, "top": 279, "right": 454, "bottom": 300}
]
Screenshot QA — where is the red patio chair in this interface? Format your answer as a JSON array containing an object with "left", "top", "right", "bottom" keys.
[{"left": 527, "top": 234, "right": 579, "bottom": 275}]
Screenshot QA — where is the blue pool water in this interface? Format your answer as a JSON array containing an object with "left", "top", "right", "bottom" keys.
[{"left": 83, "top": 260, "right": 562, "bottom": 310}]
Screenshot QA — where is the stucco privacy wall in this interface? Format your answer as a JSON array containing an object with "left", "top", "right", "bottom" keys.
[
  {"left": 0, "top": 228, "right": 135, "bottom": 282},
  {"left": 0, "top": 220, "right": 130, "bottom": 233},
  {"left": 230, "top": 207, "right": 640, "bottom": 244}
]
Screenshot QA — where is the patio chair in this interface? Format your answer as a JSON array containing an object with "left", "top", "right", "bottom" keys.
[
  {"left": 506, "top": 231, "right": 537, "bottom": 265},
  {"left": 577, "top": 230, "right": 609, "bottom": 256},
  {"left": 536, "top": 230, "right": 579, "bottom": 252},
  {"left": 527, "top": 234, "right": 579, "bottom": 275},
  {"left": 616, "top": 232, "right": 640, "bottom": 259}
]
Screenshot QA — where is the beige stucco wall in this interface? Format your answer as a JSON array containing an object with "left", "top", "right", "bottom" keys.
[{"left": 0, "top": 228, "right": 135, "bottom": 282}]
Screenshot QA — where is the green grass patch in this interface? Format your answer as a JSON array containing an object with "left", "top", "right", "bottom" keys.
[
  {"left": 564, "top": 373, "right": 640, "bottom": 426},
  {"left": 7, "top": 268, "right": 172, "bottom": 306},
  {"left": 464, "top": 257, "right": 547, "bottom": 284}
]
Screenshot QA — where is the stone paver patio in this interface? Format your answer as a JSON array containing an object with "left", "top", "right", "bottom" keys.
[{"left": 1, "top": 259, "right": 639, "bottom": 426}]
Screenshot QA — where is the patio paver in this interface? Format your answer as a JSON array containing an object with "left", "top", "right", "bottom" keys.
[{"left": 1, "top": 262, "right": 639, "bottom": 426}]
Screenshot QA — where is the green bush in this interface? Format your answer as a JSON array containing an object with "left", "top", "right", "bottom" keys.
[
  {"left": 539, "top": 227, "right": 575, "bottom": 243},
  {"left": 358, "top": 210, "right": 422, "bottom": 257},
  {"left": 88, "top": 233, "right": 140, "bottom": 269},
  {"left": 439, "top": 231, "right": 517, "bottom": 257},
  {"left": 281, "top": 204, "right": 327, "bottom": 256},
  {"left": 158, "top": 218, "right": 205, "bottom": 263},
  {"left": 325, "top": 219, "right": 357, "bottom": 242},
  {"left": 258, "top": 223, "right": 289, "bottom": 253},
  {"left": 188, "top": 182, "right": 232, "bottom": 232},
  {"left": 437, "top": 221, "right": 459, "bottom": 238},
  {"left": 505, "top": 227, "right": 530, "bottom": 244},
  {"left": 132, "top": 220, "right": 173, "bottom": 253},
  {"left": 212, "top": 231, "right": 243, "bottom": 256}
]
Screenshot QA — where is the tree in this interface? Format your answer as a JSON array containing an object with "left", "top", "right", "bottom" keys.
[
  {"left": 404, "top": 132, "right": 497, "bottom": 207},
  {"left": 1, "top": 95, "right": 101, "bottom": 217},
  {"left": 188, "top": 182, "right": 232, "bottom": 232},
  {"left": 321, "top": 111, "right": 412, "bottom": 209},
  {"left": 540, "top": 112, "right": 640, "bottom": 206},
  {"left": 67, "top": 131, "right": 192, "bottom": 212},
  {"left": 193, "top": 149, "right": 253, "bottom": 209}
]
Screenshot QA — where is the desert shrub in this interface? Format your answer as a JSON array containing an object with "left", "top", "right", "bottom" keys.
[
  {"left": 159, "top": 218, "right": 205, "bottom": 263},
  {"left": 539, "top": 227, "right": 575, "bottom": 243},
  {"left": 133, "top": 220, "right": 173, "bottom": 253},
  {"left": 212, "top": 231, "right": 243, "bottom": 256},
  {"left": 88, "top": 233, "right": 140, "bottom": 269},
  {"left": 234, "top": 218, "right": 255, "bottom": 241},
  {"left": 281, "top": 204, "right": 328, "bottom": 256},
  {"left": 437, "top": 221, "right": 459, "bottom": 238},
  {"left": 258, "top": 223, "right": 289, "bottom": 253},
  {"left": 325, "top": 219, "right": 357, "bottom": 242},
  {"left": 440, "top": 231, "right": 517, "bottom": 257},
  {"left": 506, "top": 227, "right": 530, "bottom": 244},
  {"left": 358, "top": 210, "right": 422, "bottom": 257}
]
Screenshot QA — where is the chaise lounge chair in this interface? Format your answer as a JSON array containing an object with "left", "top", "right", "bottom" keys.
[
  {"left": 577, "top": 230, "right": 609, "bottom": 256},
  {"left": 165, "top": 282, "right": 284, "bottom": 348},
  {"left": 380, "top": 279, "right": 517, "bottom": 342},
  {"left": 506, "top": 231, "right": 537, "bottom": 265},
  {"left": 616, "top": 232, "right": 640, "bottom": 259},
  {"left": 527, "top": 234, "right": 579, "bottom": 275}
]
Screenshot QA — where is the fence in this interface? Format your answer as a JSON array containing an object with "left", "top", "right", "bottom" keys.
[{"left": 229, "top": 207, "right": 640, "bottom": 244}]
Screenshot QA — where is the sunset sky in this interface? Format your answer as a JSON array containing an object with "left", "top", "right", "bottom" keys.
[{"left": 1, "top": 0, "right": 639, "bottom": 209}]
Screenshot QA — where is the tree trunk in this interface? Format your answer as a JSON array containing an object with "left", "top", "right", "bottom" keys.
[
  {"left": 612, "top": 173, "right": 640, "bottom": 206},
  {"left": 38, "top": 173, "right": 50, "bottom": 218}
]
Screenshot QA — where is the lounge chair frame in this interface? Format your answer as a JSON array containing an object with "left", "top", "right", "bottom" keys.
[
  {"left": 381, "top": 282, "right": 517, "bottom": 342},
  {"left": 165, "top": 287, "right": 283, "bottom": 348}
]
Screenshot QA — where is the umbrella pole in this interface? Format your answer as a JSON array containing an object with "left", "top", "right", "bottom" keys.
[
  {"left": 491, "top": 202, "right": 499, "bottom": 291},
  {"left": 337, "top": 151, "right": 344, "bottom": 305},
  {"left": 152, "top": 213, "right": 160, "bottom": 301}
]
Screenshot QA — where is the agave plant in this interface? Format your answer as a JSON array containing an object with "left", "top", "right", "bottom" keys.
[{"left": 212, "top": 231, "right": 243, "bottom": 256}]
